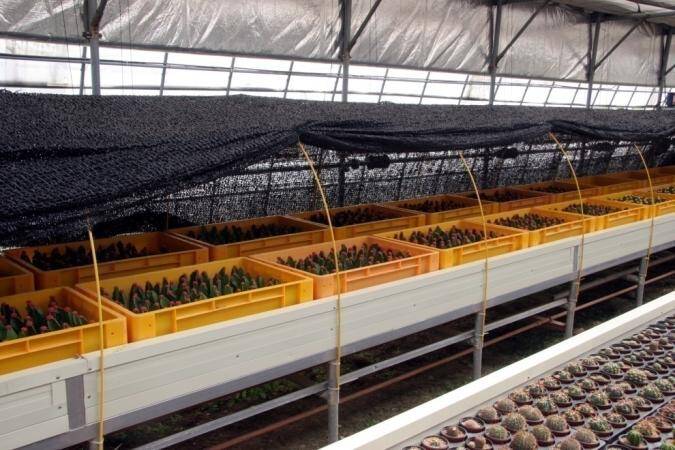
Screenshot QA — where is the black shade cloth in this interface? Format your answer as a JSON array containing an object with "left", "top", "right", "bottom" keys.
[{"left": 0, "top": 91, "right": 674, "bottom": 246}]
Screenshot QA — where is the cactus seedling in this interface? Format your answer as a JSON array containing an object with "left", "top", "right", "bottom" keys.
[
  {"left": 654, "top": 378, "right": 674, "bottom": 393},
  {"left": 491, "top": 213, "right": 565, "bottom": 230},
  {"left": 613, "top": 400, "right": 637, "bottom": 417},
  {"left": 398, "top": 226, "right": 498, "bottom": 249},
  {"left": 588, "top": 417, "right": 612, "bottom": 435},
  {"left": 518, "top": 406, "right": 543, "bottom": 423},
  {"left": 579, "top": 378, "right": 598, "bottom": 392},
  {"left": 628, "top": 396, "right": 650, "bottom": 411},
  {"left": 278, "top": 243, "right": 411, "bottom": 275},
  {"left": 308, "top": 207, "right": 395, "bottom": 226},
  {"left": 634, "top": 421, "right": 659, "bottom": 439},
  {"left": 477, "top": 407, "right": 500, "bottom": 423},
  {"left": 526, "top": 383, "right": 547, "bottom": 398},
  {"left": 623, "top": 430, "right": 645, "bottom": 448},
  {"left": 564, "top": 409, "right": 584, "bottom": 426},
  {"left": 399, "top": 199, "right": 467, "bottom": 213},
  {"left": 510, "top": 431, "right": 537, "bottom": 450},
  {"left": 466, "top": 436, "right": 489, "bottom": 450},
  {"left": 0, "top": 298, "right": 89, "bottom": 342},
  {"left": 551, "top": 391, "right": 572, "bottom": 406},
  {"left": 555, "top": 370, "right": 575, "bottom": 383},
  {"left": 441, "top": 426, "right": 466, "bottom": 443},
  {"left": 21, "top": 241, "right": 165, "bottom": 270},
  {"left": 614, "top": 194, "right": 667, "bottom": 205},
  {"left": 557, "top": 438, "right": 582, "bottom": 450},
  {"left": 486, "top": 425, "right": 511, "bottom": 442},
  {"left": 588, "top": 392, "right": 610, "bottom": 408},
  {"left": 574, "top": 428, "right": 598, "bottom": 446},
  {"left": 186, "top": 223, "right": 301, "bottom": 245},
  {"left": 599, "top": 347, "right": 620, "bottom": 359},
  {"left": 657, "top": 186, "right": 675, "bottom": 194},
  {"left": 616, "top": 382, "right": 634, "bottom": 393},
  {"left": 566, "top": 385, "right": 585, "bottom": 399},
  {"left": 534, "top": 397, "right": 558, "bottom": 415},
  {"left": 660, "top": 443, "right": 675, "bottom": 450},
  {"left": 605, "top": 384, "right": 623, "bottom": 400},
  {"left": 581, "top": 358, "right": 599, "bottom": 370},
  {"left": 601, "top": 362, "right": 622, "bottom": 376},
  {"left": 495, "top": 398, "right": 518, "bottom": 414},
  {"left": 510, "top": 390, "right": 532, "bottom": 405},
  {"left": 625, "top": 369, "right": 649, "bottom": 387},
  {"left": 603, "top": 412, "right": 627, "bottom": 426},
  {"left": 576, "top": 403, "right": 597, "bottom": 418},
  {"left": 531, "top": 425, "right": 553, "bottom": 444},
  {"left": 542, "top": 377, "right": 561, "bottom": 390},
  {"left": 502, "top": 413, "right": 528, "bottom": 432},
  {"left": 563, "top": 204, "right": 621, "bottom": 216},
  {"left": 545, "top": 414, "right": 569, "bottom": 433},
  {"left": 421, "top": 435, "right": 450, "bottom": 450},
  {"left": 640, "top": 383, "right": 664, "bottom": 401}
]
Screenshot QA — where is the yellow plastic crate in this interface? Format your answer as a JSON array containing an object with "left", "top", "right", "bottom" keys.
[
  {"left": 473, "top": 207, "right": 592, "bottom": 246},
  {"left": 0, "top": 256, "right": 34, "bottom": 297},
  {"left": 252, "top": 236, "right": 439, "bottom": 299},
  {"left": 614, "top": 168, "right": 675, "bottom": 188},
  {"left": 540, "top": 198, "right": 644, "bottom": 232},
  {"left": 170, "top": 215, "right": 326, "bottom": 260},
  {"left": 375, "top": 220, "right": 528, "bottom": 269},
  {"left": 567, "top": 175, "right": 641, "bottom": 194},
  {"left": 7, "top": 232, "right": 209, "bottom": 289},
  {"left": 600, "top": 190, "right": 675, "bottom": 219},
  {"left": 383, "top": 194, "right": 499, "bottom": 225},
  {"left": 77, "top": 258, "right": 312, "bottom": 342},
  {"left": 459, "top": 187, "right": 551, "bottom": 212},
  {"left": 515, "top": 180, "right": 602, "bottom": 202},
  {"left": 0, "top": 287, "right": 126, "bottom": 375},
  {"left": 292, "top": 204, "right": 425, "bottom": 240}
]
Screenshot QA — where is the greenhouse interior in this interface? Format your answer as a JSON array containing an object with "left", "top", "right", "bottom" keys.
[{"left": 0, "top": 1, "right": 675, "bottom": 449}]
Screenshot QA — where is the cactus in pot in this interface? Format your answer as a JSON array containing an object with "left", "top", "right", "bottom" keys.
[
  {"left": 510, "top": 389, "right": 532, "bottom": 405},
  {"left": 531, "top": 425, "right": 553, "bottom": 444},
  {"left": 534, "top": 397, "right": 558, "bottom": 415},
  {"left": 518, "top": 406, "right": 543, "bottom": 423},
  {"left": 495, "top": 398, "right": 518, "bottom": 414},
  {"left": 640, "top": 383, "right": 664, "bottom": 401},
  {"left": 486, "top": 425, "right": 511, "bottom": 443},
  {"left": 625, "top": 369, "right": 648, "bottom": 387},
  {"left": 502, "top": 413, "right": 528, "bottom": 433},
  {"left": 564, "top": 409, "right": 584, "bottom": 425},
  {"left": 510, "top": 431, "right": 537, "bottom": 450},
  {"left": 588, "top": 391, "right": 610, "bottom": 408},
  {"left": 654, "top": 378, "right": 673, "bottom": 393},
  {"left": 545, "top": 414, "right": 568, "bottom": 433},
  {"left": 576, "top": 403, "right": 597, "bottom": 418},
  {"left": 588, "top": 417, "right": 612, "bottom": 435},
  {"left": 557, "top": 439, "right": 582, "bottom": 450},
  {"left": 477, "top": 407, "right": 500, "bottom": 423},
  {"left": 605, "top": 384, "right": 623, "bottom": 400},
  {"left": 574, "top": 428, "right": 598, "bottom": 446},
  {"left": 566, "top": 385, "right": 585, "bottom": 399},
  {"left": 551, "top": 391, "right": 572, "bottom": 406}
]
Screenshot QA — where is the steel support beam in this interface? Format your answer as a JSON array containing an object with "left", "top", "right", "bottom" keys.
[
  {"left": 635, "top": 256, "right": 649, "bottom": 307},
  {"left": 657, "top": 29, "right": 673, "bottom": 108},
  {"left": 340, "top": 0, "right": 352, "bottom": 103},
  {"left": 587, "top": 15, "right": 602, "bottom": 108},
  {"left": 327, "top": 360, "right": 340, "bottom": 443},
  {"left": 472, "top": 311, "right": 485, "bottom": 380},
  {"left": 564, "top": 279, "right": 580, "bottom": 338},
  {"left": 349, "top": 0, "right": 383, "bottom": 52},
  {"left": 78, "top": 47, "right": 87, "bottom": 95},
  {"left": 83, "top": 0, "right": 106, "bottom": 96},
  {"left": 496, "top": 0, "right": 550, "bottom": 64},
  {"left": 489, "top": 0, "right": 503, "bottom": 106},
  {"left": 159, "top": 52, "right": 168, "bottom": 96},
  {"left": 594, "top": 20, "right": 644, "bottom": 71}
]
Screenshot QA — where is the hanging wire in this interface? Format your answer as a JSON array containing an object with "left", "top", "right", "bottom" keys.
[
  {"left": 125, "top": 0, "right": 135, "bottom": 93},
  {"left": 86, "top": 226, "right": 106, "bottom": 450},
  {"left": 58, "top": 0, "right": 76, "bottom": 95},
  {"left": 118, "top": 0, "right": 126, "bottom": 94}
]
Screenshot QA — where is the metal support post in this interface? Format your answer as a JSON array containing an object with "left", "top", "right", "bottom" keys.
[
  {"left": 635, "top": 256, "right": 649, "bottom": 307},
  {"left": 473, "top": 311, "right": 485, "bottom": 380},
  {"left": 489, "top": 0, "right": 503, "bottom": 106},
  {"left": 327, "top": 360, "right": 340, "bottom": 443},
  {"left": 83, "top": 0, "right": 106, "bottom": 96},
  {"left": 340, "top": 0, "right": 352, "bottom": 103},
  {"left": 587, "top": 15, "right": 601, "bottom": 108},
  {"left": 565, "top": 279, "right": 580, "bottom": 338},
  {"left": 657, "top": 29, "right": 673, "bottom": 108}
]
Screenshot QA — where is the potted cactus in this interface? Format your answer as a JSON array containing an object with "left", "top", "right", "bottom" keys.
[
  {"left": 491, "top": 213, "right": 565, "bottom": 230},
  {"left": 617, "top": 381, "right": 636, "bottom": 395},
  {"left": 551, "top": 391, "right": 572, "bottom": 407},
  {"left": 605, "top": 384, "right": 624, "bottom": 401},
  {"left": 485, "top": 425, "right": 511, "bottom": 445},
  {"left": 601, "top": 362, "right": 623, "bottom": 379},
  {"left": 531, "top": 425, "right": 554, "bottom": 447},
  {"left": 644, "top": 415, "right": 671, "bottom": 433},
  {"left": 576, "top": 403, "right": 597, "bottom": 418},
  {"left": 421, "top": 435, "right": 450, "bottom": 450},
  {"left": 625, "top": 369, "right": 649, "bottom": 387},
  {"left": 566, "top": 385, "right": 586, "bottom": 400},
  {"left": 461, "top": 417, "right": 485, "bottom": 433},
  {"left": 556, "top": 438, "right": 582, "bottom": 450},
  {"left": 579, "top": 378, "right": 598, "bottom": 392},
  {"left": 581, "top": 358, "right": 600, "bottom": 371},
  {"left": 510, "top": 389, "right": 532, "bottom": 405},
  {"left": 495, "top": 398, "right": 518, "bottom": 415},
  {"left": 526, "top": 383, "right": 548, "bottom": 399},
  {"left": 545, "top": 414, "right": 570, "bottom": 436},
  {"left": 654, "top": 378, "right": 674, "bottom": 394},
  {"left": 567, "top": 362, "right": 587, "bottom": 377},
  {"left": 603, "top": 412, "right": 627, "bottom": 428},
  {"left": 661, "top": 443, "right": 675, "bottom": 450},
  {"left": 623, "top": 354, "right": 643, "bottom": 367},
  {"left": 619, "top": 430, "right": 647, "bottom": 450},
  {"left": 477, "top": 407, "right": 500, "bottom": 424},
  {"left": 640, "top": 383, "right": 664, "bottom": 402},
  {"left": 502, "top": 412, "right": 528, "bottom": 433},
  {"left": 518, "top": 406, "right": 544, "bottom": 425},
  {"left": 534, "top": 397, "right": 558, "bottom": 416},
  {"left": 633, "top": 421, "right": 661, "bottom": 443},
  {"left": 440, "top": 425, "right": 467, "bottom": 443},
  {"left": 555, "top": 370, "right": 575, "bottom": 384},
  {"left": 588, "top": 391, "right": 611, "bottom": 410},
  {"left": 590, "top": 374, "right": 609, "bottom": 386},
  {"left": 627, "top": 396, "right": 651, "bottom": 412},
  {"left": 509, "top": 431, "right": 537, "bottom": 450},
  {"left": 465, "top": 436, "right": 491, "bottom": 450},
  {"left": 564, "top": 409, "right": 584, "bottom": 427},
  {"left": 612, "top": 344, "right": 630, "bottom": 355},
  {"left": 573, "top": 428, "right": 599, "bottom": 449},
  {"left": 613, "top": 400, "right": 638, "bottom": 419},
  {"left": 649, "top": 362, "right": 668, "bottom": 374},
  {"left": 588, "top": 417, "right": 612, "bottom": 438},
  {"left": 599, "top": 347, "right": 621, "bottom": 360},
  {"left": 542, "top": 377, "right": 562, "bottom": 391}
]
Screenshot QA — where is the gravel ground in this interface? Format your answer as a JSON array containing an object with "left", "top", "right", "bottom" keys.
[{"left": 102, "top": 265, "right": 674, "bottom": 450}]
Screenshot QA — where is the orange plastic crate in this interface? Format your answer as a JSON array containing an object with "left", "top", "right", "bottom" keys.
[
  {"left": 0, "top": 287, "right": 126, "bottom": 375},
  {"left": 516, "top": 180, "right": 602, "bottom": 202},
  {"left": 170, "top": 215, "right": 326, "bottom": 260},
  {"left": 383, "top": 194, "right": 498, "bottom": 225},
  {"left": 252, "top": 236, "right": 439, "bottom": 299},
  {"left": 540, "top": 198, "right": 644, "bottom": 232},
  {"left": 77, "top": 258, "right": 312, "bottom": 342},
  {"left": 292, "top": 204, "right": 425, "bottom": 240},
  {"left": 7, "top": 232, "right": 209, "bottom": 289},
  {"left": 459, "top": 187, "right": 551, "bottom": 212},
  {"left": 375, "top": 220, "right": 527, "bottom": 269},
  {"left": 568, "top": 175, "right": 641, "bottom": 194},
  {"left": 600, "top": 190, "right": 675, "bottom": 219},
  {"left": 614, "top": 168, "right": 675, "bottom": 188},
  {"left": 473, "top": 207, "right": 592, "bottom": 246},
  {"left": 0, "top": 256, "right": 34, "bottom": 296}
]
